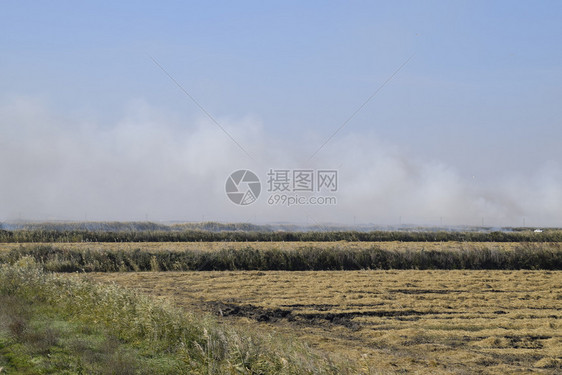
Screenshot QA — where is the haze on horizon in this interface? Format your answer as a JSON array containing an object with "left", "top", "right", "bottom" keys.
[{"left": 1, "top": 1, "right": 561, "bottom": 227}]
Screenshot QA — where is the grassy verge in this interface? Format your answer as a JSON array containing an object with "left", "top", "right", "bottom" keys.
[
  {"left": 1, "top": 243, "right": 561, "bottom": 272},
  {"left": 0, "top": 258, "right": 352, "bottom": 374}
]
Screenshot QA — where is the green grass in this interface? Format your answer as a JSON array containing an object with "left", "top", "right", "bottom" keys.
[
  {"left": 0, "top": 258, "right": 352, "bottom": 374},
  {"left": 0, "top": 299, "right": 177, "bottom": 374}
]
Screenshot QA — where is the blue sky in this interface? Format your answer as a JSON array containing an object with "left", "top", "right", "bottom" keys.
[{"left": 1, "top": 1, "right": 561, "bottom": 226}]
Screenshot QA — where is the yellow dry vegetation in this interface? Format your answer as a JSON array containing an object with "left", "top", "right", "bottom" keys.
[
  {"left": 0, "top": 241, "right": 523, "bottom": 253},
  {"left": 88, "top": 269, "right": 562, "bottom": 374}
]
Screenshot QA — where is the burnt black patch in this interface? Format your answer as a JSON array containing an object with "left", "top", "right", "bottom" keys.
[{"left": 208, "top": 301, "right": 436, "bottom": 331}]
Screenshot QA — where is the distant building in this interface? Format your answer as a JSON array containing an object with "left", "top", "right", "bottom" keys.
[{"left": 534, "top": 229, "right": 543, "bottom": 233}]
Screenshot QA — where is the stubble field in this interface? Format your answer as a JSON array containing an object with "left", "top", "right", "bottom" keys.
[{"left": 88, "top": 268, "right": 562, "bottom": 374}]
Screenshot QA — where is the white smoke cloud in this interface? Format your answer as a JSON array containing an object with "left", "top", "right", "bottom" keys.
[{"left": 1, "top": 96, "right": 561, "bottom": 227}]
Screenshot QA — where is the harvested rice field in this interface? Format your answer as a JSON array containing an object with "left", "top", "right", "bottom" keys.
[{"left": 87, "top": 269, "right": 562, "bottom": 374}]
